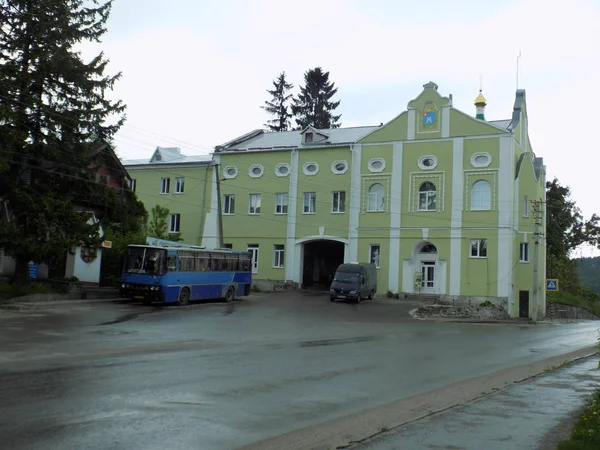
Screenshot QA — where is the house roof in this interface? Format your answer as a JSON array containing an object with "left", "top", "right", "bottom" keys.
[
  {"left": 215, "top": 126, "right": 380, "bottom": 152},
  {"left": 122, "top": 146, "right": 211, "bottom": 167},
  {"left": 488, "top": 119, "right": 512, "bottom": 129}
]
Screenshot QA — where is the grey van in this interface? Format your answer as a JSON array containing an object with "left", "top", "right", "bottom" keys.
[{"left": 329, "top": 262, "right": 377, "bottom": 303}]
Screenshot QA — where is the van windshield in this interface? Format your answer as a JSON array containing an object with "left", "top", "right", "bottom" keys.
[{"left": 334, "top": 272, "right": 360, "bottom": 283}]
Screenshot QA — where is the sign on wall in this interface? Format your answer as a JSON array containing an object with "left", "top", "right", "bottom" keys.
[{"left": 546, "top": 279, "right": 559, "bottom": 292}]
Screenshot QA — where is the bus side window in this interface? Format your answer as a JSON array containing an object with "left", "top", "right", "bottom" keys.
[{"left": 167, "top": 256, "right": 177, "bottom": 271}]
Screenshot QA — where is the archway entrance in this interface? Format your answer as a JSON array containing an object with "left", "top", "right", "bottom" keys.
[
  {"left": 302, "top": 240, "right": 344, "bottom": 289},
  {"left": 417, "top": 243, "right": 438, "bottom": 294}
]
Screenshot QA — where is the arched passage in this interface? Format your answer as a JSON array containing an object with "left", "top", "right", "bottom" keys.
[{"left": 300, "top": 239, "right": 345, "bottom": 289}]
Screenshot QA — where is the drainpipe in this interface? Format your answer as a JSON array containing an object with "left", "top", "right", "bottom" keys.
[
  {"left": 215, "top": 163, "right": 224, "bottom": 249},
  {"left": 198, "top": 163, "right": 210, "bottom": 245}
]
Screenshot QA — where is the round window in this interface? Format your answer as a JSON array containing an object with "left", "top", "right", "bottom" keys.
[
  {"left": 474, "top": 155, "right": 489, "bottom": 165},
  {"left": 470, "top": 152, "right": 492, "bottom": 168},
  {"left": 335, "top": 162, "right": 346, "bottom": 171},
  {"left": 252, "top": 166, "right": 262, "bottom": 175},
  {"left": 223, "top": 166, "right": 238, "bottom": 178},
  {"left": 368, "top": 158, "right": 385, "bottom": 172},
  {"left": 371, "top": 160, "right": 382, "bottom": 169},
  {"left": 303, "top": 162, "right": 319, "bottom": 175},
  {"left": 278, "top": 165, "right": 288, "bottom": 175},
  {"left": 248, "top": 165, "right": 264, "bottom": 178},
  {"left": 422, "top": 158, "right": 434, "bottom": 167},
  {"left": 306, "top": 164, "right": 317, "bottom": 173},
  {"left": 418, "top": 155, "right": 438, "bottom": 170}
]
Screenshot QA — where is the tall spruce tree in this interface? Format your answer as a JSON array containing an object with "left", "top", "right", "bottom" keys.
[
  {"left": 261, "top": 72, "right": 294, "bottom": 132},
  {"left": 0, "top": 0, "right": 126, "bottom": 284},
  {"left": 292, "top": 67, "right": 341, "bottom": 130}
]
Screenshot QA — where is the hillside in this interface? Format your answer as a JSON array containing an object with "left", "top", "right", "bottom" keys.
[{"left": 576, "top": 256, "right": 600, "bottom": 294}]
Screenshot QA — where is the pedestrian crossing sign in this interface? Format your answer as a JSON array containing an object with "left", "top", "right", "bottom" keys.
[{"left": 546, "top": 279, "right": 559, "bottom": 292}]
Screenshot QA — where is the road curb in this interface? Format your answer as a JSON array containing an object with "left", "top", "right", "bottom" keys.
[{"left": 239, "top": 347, "right": 599, "bottom": 450}]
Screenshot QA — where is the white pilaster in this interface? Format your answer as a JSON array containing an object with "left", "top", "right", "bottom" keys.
[
  {"left": 497, "top": 136, "right": 514, "bottom": 297},
  {"left": 388, "top": 142, "right": 403, "bottom": 292},
  {"left": 407, "top": 108, "right": 416, "bottom": 140},
  {"left": 285, "top": 150, "right": 299, "bottom": 281},
  {"left": 449, "top": 138, "right": 464, "bottom": 295},
  {"left": 201, "top": 155, "right": 220, "bottom": 249},
  {"left": 441, "top": 105, "right": 450, "bottom": 138},
  {"left": 347, "top": 144, "right": 362, "bottom": 262}
]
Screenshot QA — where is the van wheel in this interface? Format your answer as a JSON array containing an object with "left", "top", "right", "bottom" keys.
[
  {"left": 368, "top": 290, "right": 374, "bottom": 300},
  {"left": 178, "top": 287, "right": 190, "bottom": 306},
  {"left": 356, "top": 293, "right": 362, "bottom": 304},
  {"left": 225, "top": 286, "right": 235, "bottom": 303}
]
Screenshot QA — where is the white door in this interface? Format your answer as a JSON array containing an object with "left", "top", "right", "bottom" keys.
[
  {"left": 247, "top": 245, "right": 259, "bottom": 274},
  {"left": 421, "top": 262, "right": 436, "bottom": 294}
]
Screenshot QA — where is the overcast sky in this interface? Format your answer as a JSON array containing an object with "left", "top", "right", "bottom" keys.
[{"left": 84, "top": 0, "right": 600, "bottom": 255}]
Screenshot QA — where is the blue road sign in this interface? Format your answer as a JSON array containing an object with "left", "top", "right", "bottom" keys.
[{"left": 546, "top": 279, "right": 559, "bottom": 292}]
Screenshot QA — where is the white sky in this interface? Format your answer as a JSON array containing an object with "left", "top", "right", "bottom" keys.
[{"left": 84, "top": 0, "right": 600, "bottom": 255}]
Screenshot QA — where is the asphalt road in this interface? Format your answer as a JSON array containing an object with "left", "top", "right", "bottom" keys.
[{"left": 0, "top": 293, "right": 597, "bottom": 450}]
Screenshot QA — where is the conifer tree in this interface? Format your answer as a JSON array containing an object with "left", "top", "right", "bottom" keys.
[
  {"left": 261, "top": 72, "right": 294, "bottom": 132},
  {"left": 0, "top": 0, "right": 127, "bottom": 284},
  {"left": 292, "top": 67, "right": 341, "bottom": 129}
]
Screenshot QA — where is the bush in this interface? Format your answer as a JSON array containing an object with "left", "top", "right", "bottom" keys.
[
  {"left": 480, "top": 300, "right": 494, "bottom": 307},
  {"left": 556, "top": 390, "right": 600, "bottom": 450},
  {"left": 386, "top": 290, "right": 393, "bottom": 298}
]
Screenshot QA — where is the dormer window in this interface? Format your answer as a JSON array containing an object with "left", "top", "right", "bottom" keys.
[
  {"left": 155, "top": 154, "right": 162, "bottom": 161},
  {"left": 305, "top": 132, "right": 314, "bottom": 143}
]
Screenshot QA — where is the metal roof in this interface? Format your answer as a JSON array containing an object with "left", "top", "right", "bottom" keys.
[
  {"left": 217, "top": 126, "right": 380, "bottom": 151},
  {"left": 488, "top": 119, "right": 512, "bottom": 129}
]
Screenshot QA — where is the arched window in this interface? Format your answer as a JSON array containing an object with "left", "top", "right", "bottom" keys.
[
  {"left": 418, "top": 182, "right": 436, "bottom": 211},
  {"left": 471, "top": 180, "right": 492, "bottom": 210},
  {"left": 367, "top": 183, "right": 385, "bottom": 212}
]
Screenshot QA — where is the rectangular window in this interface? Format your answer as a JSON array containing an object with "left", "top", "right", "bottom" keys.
[
  {"left": 222, "top": 243, "right": 233, "bottom": 249},
  {"left": 275, "top": 193, "right": 289, "bottom": 214},
  {"left": 520, "top": 242, "right": 529, "bottom": 262},
  {"left": 523, "top": 196, "right": 529, "bottom": 217},
  {"left": 303, "top": 192, "right": 316, "bottom": 214},
  {"left": 470, "top": 239, "right": 488, "bottom": 258},
  {"left": 160, "top": 177, "right": 170, "bottom": 194},
  {"left": 273, "top": 244, "right": 285, "bottom": 268},
  {"left": 332, "top": 191, "right": 346, "bottom": 213},
  {"left": 369, "top": 244, "right": 381, "bottom": 269},
  {"left": 169, "top": 213, "right": 180, "bottom": 233},
  {"left": 249, "top": 194, "right": 261, "bottom": 214},
  {"left": 223, "top": 194, "right": 235, "bottom": 215},
  {"left": 175, "top": 177, "right": 185, "bottom": 193},
  {"left": 129, "top": 179, "right": 137, "bottom": 192}
]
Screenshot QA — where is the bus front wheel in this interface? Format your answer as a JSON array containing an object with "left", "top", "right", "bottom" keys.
[
  {"left": 178, "top": 287, "right": 190, "bottom": 306},
  {"left": 225, "top": 286, "right": 235, "bottom": 303}
]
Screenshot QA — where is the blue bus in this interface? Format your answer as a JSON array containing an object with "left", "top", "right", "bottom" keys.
[{"left": 120, "top": 244, "right": 252, "bottom": 305}]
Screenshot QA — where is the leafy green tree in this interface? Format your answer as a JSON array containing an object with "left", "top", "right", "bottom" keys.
[
  {"left": 261, "top": 72, "right": 294, "bottom": 132},
  {"left": 0, "top": 0, "right": 125, "bottom": 285},
  {"left": 147, "top": 205, "right": 170, "bottom": 240},
  {"left": 292, "top": 67, "right": 341, "bottom": 130},
  {"left": 546, "top": 178, "right": 600, "bottom": 294}
]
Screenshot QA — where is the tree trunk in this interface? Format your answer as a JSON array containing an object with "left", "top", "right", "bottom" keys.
[{"left": 13, "top": 255, "right": 31, "bottom": 287}]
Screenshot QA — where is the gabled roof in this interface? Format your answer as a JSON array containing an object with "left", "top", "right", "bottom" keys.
[
  {"left": 215, "top": 126, "right": 379, "bottom": 152},
  {"left": 488, "top": 119, "right": 512, "bottom": 129},
  {"left": 122, "top": 147, "right": 211, "bottom": 167}
]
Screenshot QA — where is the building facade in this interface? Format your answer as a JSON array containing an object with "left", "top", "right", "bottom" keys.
[
  {"left": 212, "top": 82, "right": 547, "bottom": 319},
  {"left": 122, "top": 146, "right": 219, "bottom": 248}
]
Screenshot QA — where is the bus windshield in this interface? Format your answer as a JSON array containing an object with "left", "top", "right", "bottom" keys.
[{"left": 124, "top": 247, "right": 167, "bottom": 275}]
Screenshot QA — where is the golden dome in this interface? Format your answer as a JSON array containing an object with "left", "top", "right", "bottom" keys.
[{"left": 474, "top": 90, "right": 487, "bottom": 106}]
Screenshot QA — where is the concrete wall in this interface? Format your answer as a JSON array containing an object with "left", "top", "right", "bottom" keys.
[{"left": 546, "top": 301, "right": 600, "bottom": 321}]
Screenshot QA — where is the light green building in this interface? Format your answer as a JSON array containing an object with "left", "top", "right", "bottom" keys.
[
  {"left": 211, "top": 82, "right": 547, "bottom": 319},
  {"left": 122, "top": 146, "right": 219, "bottom": 248}
]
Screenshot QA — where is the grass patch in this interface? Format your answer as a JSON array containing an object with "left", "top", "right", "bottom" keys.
[
  {"left": 556, "top": 390, "right": 600, "bottom": 449},
  {"left": 0, "top": 282, "right": 57, "bottom": 301},
  {"left": 548, "top": 291, "right": 600, "bottom": 316}
]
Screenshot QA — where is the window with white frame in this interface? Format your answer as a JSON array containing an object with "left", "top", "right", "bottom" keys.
[
  {"left": 303, "top": 162, "right": 319, "bottom": 175},
  {"left": 303, "top": 192, "right": 316, "bottom": 213},
  {"left": 223, "top": 166, "right": 238, "bottom": 179},
  {"left": 520, "top": 242, "right": 529, "bottom": 262},
  {"left": 275, "top": 193, "right": 289, "bottom": 214},
  {"left": 523, "top": 196, "right": 529, "bottom": 217},
  {"left": 169, "top": 213, "right": 180, "bottom": 233},
  {"left": 367, "top": 183, "right": 385, "bottom": 212},
  {"left": 470, "top": 180, "right": 491, "bottom": 210},
  {"left": 368, "top": 158, "right": 386, "bottom": 173},
  {"left": 275, "top": 163, "right": 290, "bottom": 177},
  {"left": 369, "top": 244, "right": 381, "bottom": 268},
  {"left": 305, "top": 132, "right": 314, "bottom": 143},
  {"left": 175, "top": 177, "right": 185, "bottom": 193},
  {"left": 470, "top": 239, "right": 488, "bottom": 258},
  {"left": 249, "top": 164, "right": 264, "bottom": 178},
  {"left": 247, "top": 244, "right": 259, "bottom": 274},
  {"left": 273, "top": 245, "right": 285, "bottom": 268},
  {"left": 332, "top": 191, "right": 346, "bottom": 213},
  {"left": 331, "top": 161, "right": 348, "bottom": 174},
  {"left": 160, "top": 177, "right": 170, "bottom": 194},
  {"left": 418, "top": 181, "right": 436, "bottom": 211},
  {"left": 223, "top": 194, "right": 235, "bottom": 214},
  {"left": 248, "top": 194, "right": 261, "bottom": 214},
  {"left": 129, "top": 179, "right": 137, "bottom": 192}
]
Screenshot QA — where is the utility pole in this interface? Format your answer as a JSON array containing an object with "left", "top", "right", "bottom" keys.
[
  {"left": 215, "top": 163, "right": 224, "bottom": 249},
  {"left": 532, "top": 199, "right": 544, "bottom": 321}
]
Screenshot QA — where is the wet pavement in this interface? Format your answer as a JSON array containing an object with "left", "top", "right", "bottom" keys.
[
  {"left": 0, "top": 293, "right": 598, "bottom": 450},
  {"left": 355, "top": 355, "right": 600, "bottom": 450}
]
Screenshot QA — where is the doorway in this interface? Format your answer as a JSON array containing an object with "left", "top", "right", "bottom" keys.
[
  {"left": 302, "top": 240, "right": 344, "bottom": 289},
  {"left": 519, "top": 290, "right": 530, "bottom": 318},
  {"left": 420, "top": 261, "right": 436, "bottom": 294}
]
